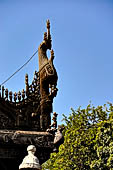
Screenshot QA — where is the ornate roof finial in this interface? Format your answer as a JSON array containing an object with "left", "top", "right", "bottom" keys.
[
  {"left": 46, "top": 19, "right": 50, "bottom": 29},
  {"left": 46, "top": 19, "right": 50, "bottom": 38},
  {"left": 46, "top": 19, "right": 51, "bottom": 45}
]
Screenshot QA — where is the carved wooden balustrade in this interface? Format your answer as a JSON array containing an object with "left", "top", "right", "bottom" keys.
[
  {"left": 0, "top": 71, "right": 41, "bottom": 131},
  {"left": 0, "top": 71, "right": 40, "bottom": 103}
]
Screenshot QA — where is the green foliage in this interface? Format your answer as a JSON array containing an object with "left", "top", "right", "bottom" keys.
[{"left": 42, "top": 103, "right": 113, "bottom": 170}]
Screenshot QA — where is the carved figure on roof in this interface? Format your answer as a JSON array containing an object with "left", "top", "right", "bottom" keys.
[
  {"left": 38, "top": 20, "right": 52, "bottom": 70},
  {"left": 38, "top": 20, "right": 58, "bottom": 130}
]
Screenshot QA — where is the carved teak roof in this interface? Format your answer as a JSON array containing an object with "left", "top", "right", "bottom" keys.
[
  {"left": 0, "top": 21, "right": 63, "bottom": 169},
  {"left": 0, "top": 20, "right": 58, "bottom": 132}
]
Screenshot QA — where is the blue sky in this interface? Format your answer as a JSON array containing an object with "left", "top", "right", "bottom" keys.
[{"left": 0, "top": 0, "right": 113, "bottom": 124}]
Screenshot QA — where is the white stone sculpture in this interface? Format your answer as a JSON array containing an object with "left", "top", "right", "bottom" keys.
[{"left": 19, "top": 145, "right": 41, "bottom": 170}]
